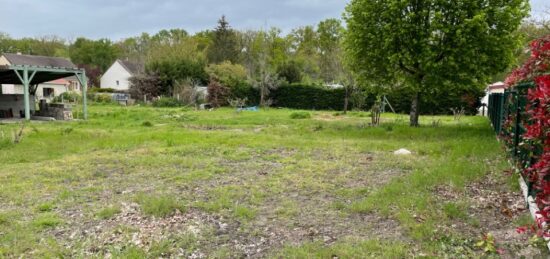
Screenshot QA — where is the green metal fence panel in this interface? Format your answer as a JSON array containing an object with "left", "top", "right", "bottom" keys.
[{"left": 488, "top": 82, "right": 537, "bottom": 197}]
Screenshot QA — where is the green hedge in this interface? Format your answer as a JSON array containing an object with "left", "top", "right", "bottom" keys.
[
  {"left": 385, "top": 87, "right": 484, "bottom": 115},
  {"left": 270, "top": 84, "right": 346, "bottom": 110},
  {"left": 227, "top": 83, "right": 483, "bottom": 114}
]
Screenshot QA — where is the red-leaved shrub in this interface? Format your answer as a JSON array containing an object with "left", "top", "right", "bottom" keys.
[{"left": 504, "top": 35, "right": 550, "bottom": 231}]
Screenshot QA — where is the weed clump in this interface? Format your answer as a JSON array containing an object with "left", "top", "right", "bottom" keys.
[
  {"left": 153, "top": 98, "right": 184, "bottom": 107},
  {"left": 32, "top": 213, "right": 62, "bottom": 229},
  {"left": 142, "top": 121, "right": 153, "bottom": 127},
  {"left": 136, "top": 194, "right": 185, "bottom": 218},
  {"left": 36, "top": 202, "right": 55, "bottom": 212},
  {"left": 290, "top": 112, "right": 311, "bottom": 119},
  {"left": 96, "top": 206, "right": 121, "bottom": 219}
]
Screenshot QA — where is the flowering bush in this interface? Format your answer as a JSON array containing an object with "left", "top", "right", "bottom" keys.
[
  {"left": 504, "top": 35, "right": 550, "bottom": 230},
  {"left": 525, "top": 75, "right": 550, "bottom": 227},
  {"left": 505, "top": 36, "right": 550, "bottom": 87}
]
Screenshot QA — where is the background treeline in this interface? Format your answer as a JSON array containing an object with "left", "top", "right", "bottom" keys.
[{"left": 1, "top": 16, "right": 548, "bottom": 114}]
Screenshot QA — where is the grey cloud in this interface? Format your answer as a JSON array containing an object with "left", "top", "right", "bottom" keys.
[{"left": 0, "top": 0, "right": 545, "bottom": 40}]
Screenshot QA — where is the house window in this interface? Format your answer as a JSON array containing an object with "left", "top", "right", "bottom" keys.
[
  {"left": 43, "top": 88, "right": 54, "bottom": 97},
  {"left": 116, "top": 80, "right": 120, "bottom": 86}
]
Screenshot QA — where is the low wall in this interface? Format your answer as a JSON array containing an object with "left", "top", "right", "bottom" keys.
[{"left": 0, "top": 94, "right": 35, "bottom": 118}]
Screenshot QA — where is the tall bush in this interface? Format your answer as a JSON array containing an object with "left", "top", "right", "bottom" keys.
[
  {"left": 207, "top": 80, "right": 229, "bottom": 108},
  {"left": 129, "top": 74, "right": 163, "bottom": 101},
  {"left": 503, "top": 35, "right": 550, "bottom": 230}
]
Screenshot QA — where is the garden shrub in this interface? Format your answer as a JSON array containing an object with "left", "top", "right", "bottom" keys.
[
  {"left": 52, "top": 92, "right": 82, "bottom": 103},
  {"left": 230, "top": 82, "right": 260, "bottom": 105},
  {"left": 146, "top": 58, "right": 208, "bottom": 95},
  {"left": 129, "top": 74, "right": 163, "bottom": 101},
  {"left": 290, "top": 111, "right": 311, "bottom": 119},
  {"left": 152, "top": 97, "right": 184, "bottom": 107},
  {"left": 89, "top": 88, "right": 115, "bottom": 93},
  {"left": 501, "top": 35, "right": 550, "bottom": 232},
  {"left": 207, "top": 80, "right": 229, "bottom": 108},
  {"left": 93, "top": 93, "right": 115, "bottom": 104}
]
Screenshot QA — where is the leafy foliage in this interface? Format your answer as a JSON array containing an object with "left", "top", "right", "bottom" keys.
[
  {"left": 501, "top": 35, "right": 550, "bottom": 234},
  {"left": 207, "top": 80, "right": 230, "bottom": 108},
  {"left": 272, "top": 84, "right": 346, "bottom": 110},
  {"left": 205, "top": 61, "right": 248, "bottom": 89},
  {"left": 129, "top": 74, "right": 163, "bottom": 101},
  {"left": 152, "top": 97, "right": 184, "bottom": 107},
  {"left": 344, "top": 0, "right": 529, "bottom": 125},
  {"left": 146, "top": 58, "right": 207, "bottom": 95},
  {"left": 289, "top": 112, "right": 311, "bottom": 119},
  {"left": 277, "top": 61, "right": 303, "bottom": 84},
  {"left": 70, "top": 38, "right": 120, "bottom": 73},
  {"left": 207, "top": 16, "right": 240, "bottom": 64}
]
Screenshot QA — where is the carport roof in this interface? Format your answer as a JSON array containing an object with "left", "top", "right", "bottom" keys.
[
  {"left": 0, "top": 53, "right": 82, "bottom": 85},
  {"left": 0, "top": 65, "right": 82, "bottom": 85},
  {"left": 3, "top": 53, "right": 77, "bottom": 69}
]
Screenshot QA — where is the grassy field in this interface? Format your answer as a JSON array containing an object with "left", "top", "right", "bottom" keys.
[{"left": 0, "top": 105, "right": 542, "bottom": 258}]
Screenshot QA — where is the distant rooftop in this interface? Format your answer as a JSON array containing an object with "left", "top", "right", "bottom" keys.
[
  {"left": 2, "top": 53, "right": 77, "bottom": 69},
  {"left": 118, "top": 59, "right": 142, "bottom": 75}
]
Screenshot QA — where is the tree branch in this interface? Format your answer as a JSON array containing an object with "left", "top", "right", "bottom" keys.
[{"left": 399, "top": 60, "right": 417, "bottom": 75}]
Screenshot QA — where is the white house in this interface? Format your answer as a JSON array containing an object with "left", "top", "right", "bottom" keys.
[
  {"left": 1, "top": 77, "right": 80, "bottom": 100},
  {"left": 479, "top": 82, "right": 507, "bottom": 116},
  {"left": 100, "top": 60, "right": 142, "bottom": 91}
]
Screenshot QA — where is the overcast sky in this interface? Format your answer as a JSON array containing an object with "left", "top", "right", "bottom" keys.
[{"left": 0, "top": 0, "right": 547, "bottom": 41}]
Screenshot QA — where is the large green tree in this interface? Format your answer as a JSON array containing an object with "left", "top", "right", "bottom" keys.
[
  {"left": 344, "top": 0, "right": 529, "bottom": 126},
  {"left": 317, "top": 18, "right": 344, "bottom": 83},
  {"left": 70, "top": 38, "right": 120, "bottom": 72},
  {"left": 207, "top": 16, "right": 240, "bottom": 64}
]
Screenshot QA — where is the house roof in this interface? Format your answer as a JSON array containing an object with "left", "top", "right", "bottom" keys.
[
  {"left": 487, "top": 82, "right": 506, "bottom": 91},
  {"left": 45, "top": 79, "right": 70, "bottom": 85},
  {"left": 118, "top": 59, "right": 142, "bottom": 75},
  {"left": 2, "top": 53, "right": 77, "bottom": 69}
]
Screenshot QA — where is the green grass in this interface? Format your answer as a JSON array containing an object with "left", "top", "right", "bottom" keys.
[
  {"left": 96, "top": 205, "right": 121, "bottom": 219},
  {"left": 32, "top": 213, "right": 63, "bottom": 229},
  {"left": 442, "top": 202, "right": 468, "bottom": 220},
  {"left": 0, "top": 104, "right": 523, "bottom": 257},
  {"left": 136, "top": 194, "right": 185, "bottom": 218},
  {"left": 289, "top": 111, "right": 311, "bottom": 119}
]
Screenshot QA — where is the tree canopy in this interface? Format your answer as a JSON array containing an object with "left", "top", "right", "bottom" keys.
[
  {"left": 207, "top": 16, "right": 240, "bottom": 64},
  {"left": 344, "top": 0, "right": 529, "bottom": 126}
]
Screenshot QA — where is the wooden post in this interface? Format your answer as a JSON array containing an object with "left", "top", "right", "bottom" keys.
[{"left": 23, "top": 68, "right": 31, "bottom": 120}]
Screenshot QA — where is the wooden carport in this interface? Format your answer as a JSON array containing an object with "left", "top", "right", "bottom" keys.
[{"left": 0, "top": 54, "right": 88, "bottom": 120}]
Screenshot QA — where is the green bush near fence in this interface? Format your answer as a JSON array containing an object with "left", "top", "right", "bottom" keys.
[
  {"left": 52, "top": 92, "right": 82, "bottom": 103},
  {"left": 152, "top": 97, "right": 184, "bottom": 107}
]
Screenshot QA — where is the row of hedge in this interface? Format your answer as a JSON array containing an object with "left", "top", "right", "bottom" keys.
[
  {"left": 229, "top": 84, "right": 484, "bottom": 115},
  {"left": 495, "top": 36, "right": 550, "bottom": 231}
]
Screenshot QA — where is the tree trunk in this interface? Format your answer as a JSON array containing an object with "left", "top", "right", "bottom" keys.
[
  {"left": 343, "top": 86, "right": 350, "bottom": 114},
  {"left": 260, "top": 85, "right": 265, "bottom": 107},
  {"left": 409, "top": 92, "right": 420, "bottom": 127}
]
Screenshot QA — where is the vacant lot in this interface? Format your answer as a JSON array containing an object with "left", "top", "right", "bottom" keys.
[{"left": 0, "top": 106, "right": 543, "bottom": 258}]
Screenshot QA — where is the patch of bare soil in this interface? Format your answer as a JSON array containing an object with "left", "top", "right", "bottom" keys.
[
  {"left": 53, "top": 148, "right": 413, "bottom": 257},
  {"left": 434, "top": 173, "right": 547, "bottom": 258},
  {"left": 314, "top": 114, "right": 344, "bottom": 122}
]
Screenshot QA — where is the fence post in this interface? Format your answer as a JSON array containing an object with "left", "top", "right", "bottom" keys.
[{"left": 514, "top": 89, "right": 521, "bottom": 159}]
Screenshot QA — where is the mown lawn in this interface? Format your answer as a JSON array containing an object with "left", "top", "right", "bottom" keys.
[{"left": 0, "top": 105, "right": 541, "bottom": 258}]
